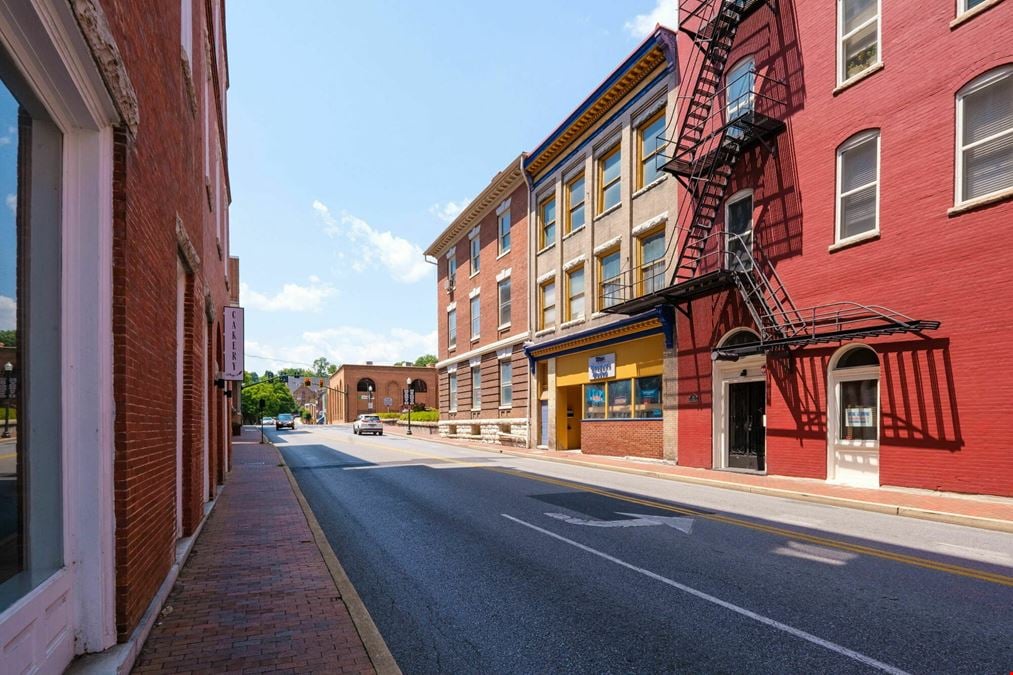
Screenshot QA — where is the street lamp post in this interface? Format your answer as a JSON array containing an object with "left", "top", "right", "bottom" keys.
[
  {"left": 2, "top": 362, "right": 11, "bottom": 439},
  {"left": 367, "top": 384, "right": 373, "bottom": 412},
  {"left": 405, "top": 377, "right": 413, "bottom": 436}
]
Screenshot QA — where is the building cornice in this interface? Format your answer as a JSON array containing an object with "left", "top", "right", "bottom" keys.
[
  {"left": 424, "top": 154, "right": 526, "bottom": 259},
  {"left": 435, "top": 332, "right": 530, "bottom": 370},
  {"left": 524, "top": 27, "right": 676, "bottom": 179}
]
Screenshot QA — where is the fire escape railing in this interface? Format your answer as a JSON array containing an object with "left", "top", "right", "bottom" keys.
[{"left": 596, "top": 0, "right": 940, "bottom": 355}]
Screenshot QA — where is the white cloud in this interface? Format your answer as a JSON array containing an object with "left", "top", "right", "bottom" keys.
[
  {"left": 240, "top": 278, "right": 335, "bottom": 313},
  {"left": 625, "top": 0, "right": 678, "bottom": 38},
  {"left": 5, "top": 194, "right": 15, "bottom": 215},
  {"left": 0, "top": 295, "right": 15, "bottom": 330},
  {"left": 429, "top": 198, "right": 471, "bottom": 223},
  {"left": 313, "top": 200, "right": 432, "bottom": 284},
  {"left": 246, "top": 326, "right": 436, "bottom": 373}
]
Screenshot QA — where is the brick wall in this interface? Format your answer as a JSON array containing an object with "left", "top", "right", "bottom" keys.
[
  {"left": 104, "top": 0, "right": 233, "bottom": 638},
  {"left": 582, "top": 420, "right": 663, "bottom": 459},
  {"left": 672, "top": 2, "right": 1013, "bottom": 495},
  {"left": 439, "top": 344, "right": 528, "bottom": 421},
  {"left": 329, "top": 364, "right": 439, "bottom": 422}
]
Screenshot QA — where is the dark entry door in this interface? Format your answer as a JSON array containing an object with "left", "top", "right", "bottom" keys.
[{"left": 727, "top": 381, "right": 765, "bottom": 471}]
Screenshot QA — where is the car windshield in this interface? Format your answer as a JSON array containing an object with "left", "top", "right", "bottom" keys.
[
  {"left": 363, "top": 416, "right": 380, "bottom": 422},
  {"left": 278, "top": 414, "right": 293, "bottom": 421}
]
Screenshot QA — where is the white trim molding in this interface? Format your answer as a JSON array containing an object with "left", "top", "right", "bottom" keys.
[
  {"left": 434, "top": 332, "right": 530, "bottom": 370},
  {"left": 496, "top": 267, "right": 512, "bottom": 282},
  {"left": 593, "top": 235, "right": 622, "bottom": 256},
  {"left": 496, "top": 198, "right": 511, "bottom": 215},
  {"left": 445, "top": 245, "right": 456, "bottom": 260},
  {"left": 446, "top": 301, "right": 456, "bottom": 312},
  {"left": 632, "top": 211, "right": 668, "bottom": 236},
  {"left": 468, "top": 226, "right": 480, "bottom": 240},
  {"left": 469, "top": 356, "right": 482, "bottom": 368},
  {"left": 468, "top": 286, "right": 481, "bottom": 299},
  {"left": 536, "top": 269, "right": 557, "bottom": 285},
  {"left": 563, "top": 254, "right": 586, "bottom": 271}
]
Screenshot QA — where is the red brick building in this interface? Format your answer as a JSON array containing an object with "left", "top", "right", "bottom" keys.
[
  {"left": 598, "top": 0, "right": 1013, "bottom": 495},
  {"left": 0, "top": 1, "right": 237, "bottom": 671},
  {"left": 327, "top": 363, "right": 438, "bottom": 423},
  {"left": 425, "top": 156, "right": 531, "bottom": 444}
]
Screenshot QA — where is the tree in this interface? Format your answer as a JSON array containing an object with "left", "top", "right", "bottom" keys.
[
  {"left": 327, "top": 363, "right": 338, "bottom": 376},
  {"left": 0, "top": 329, "right": 15, "bottom": 347},
  {"left": 312, "top": 356, "right": 335, "bottom": 378},
  {"left": 278, "top": 366, "right": 312, "bottom": 378},
  {"left": 414, "top": 354, "right": 437, "bottom": 367},
  {"left": 241, "top": 380, "right": 298, "bottom": 423}
]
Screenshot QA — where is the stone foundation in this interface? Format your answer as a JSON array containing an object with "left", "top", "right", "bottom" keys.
[{"left": 438, "top": 417, "right": 529, "bottom": 446}]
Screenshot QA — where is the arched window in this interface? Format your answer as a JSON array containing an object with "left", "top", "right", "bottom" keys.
[
  {"left": 956, "top": 65, "right": 1013, "bottom": 205},
  {"left": 719, "top": 328, "right": 760, "bottom": 348},
  {"left": 356, "top": 378, "right": 375, "bottom": 392},
  {"left": 411, "top": 379, "right": 428, "bottom": 393},
  {"left": 830, "top": 345, "right": 880, "bottom": 444},
  {"left": 836, "top": 129, "right": 880, "bottom": 244}
]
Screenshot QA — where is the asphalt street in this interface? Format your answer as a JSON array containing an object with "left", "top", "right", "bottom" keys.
[{"left": 269, "top": 425, "right": 1013, "bottom": 675}]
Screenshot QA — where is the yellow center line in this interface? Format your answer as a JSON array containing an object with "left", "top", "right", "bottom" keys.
[{"left": 300, "top": 433, "right": 1013, "bottom": 587}]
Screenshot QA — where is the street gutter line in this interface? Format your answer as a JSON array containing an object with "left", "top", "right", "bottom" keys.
[
  {"left": 502, "top": 514, "right": 911, "bottom": 675},
  {"left": 334, "top": 437, "right": 1013, "bottom": 587}
]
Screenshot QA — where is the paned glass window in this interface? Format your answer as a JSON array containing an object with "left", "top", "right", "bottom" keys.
[
  {"left": 498, "top": 278, "right": 511, "bottom": 327},
  {"left": 837, "top": 131, "right": 879, "bottom": 241},
  {"left": 584, "top": 383, "right": 606, "bottom": 419},
  {"left": 470, "top": 295, "right": 480, "bottom": 339},
  {"left": 470, "top": 235, "right": 480, "bottom": 273},
  {"left": 540, "top": 196, "right": 556, "bottom": 248},
  {"left": 447, "top": 309, "right": 456, "bottom": 348},
  {"left": 640, "top": 230, "right": 666, "bottom": 295},
  {"left": 471, "top": 367, "right": 481, "bottom": 409},
  {"left": 567, "top": 267, "right": 585, "bottom": 321},
  {"left": 498, "top": 211, "right": 511, "bottom": 254},
  {"left": 957, "top": 68, "right": 1013, "bottom": 202},
  {"left": 599, "top": 250, "right": 622, "bottom": 309},
  {"left": 499, "top": 361, "right": 512, "bottom": 406},
  {"left": 448, "top": 372, "right": 457, "bottom": 412},
  {"left": 607, "top": 379, "right": 632, "bottom": 419},
  {"left": 540, "top": 280, "right": 556, "bottom": 329},
  {"left": 635, "top": 376, "right": 663, "bottom": 418},
  {"left": 598, "top": 144, "right": 621, "bottom": 212},
  {"left": 567, "top": 174, "right": 586, "bottom": 233},
  {"left": 839, "top": 0, "right": 880, "bottom": 83},
  {"left": 639, "top": 111, "right": 665, "bottom": 188}
]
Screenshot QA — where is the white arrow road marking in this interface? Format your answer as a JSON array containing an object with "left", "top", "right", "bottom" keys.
[
  {"left": 503, "top": 514, "right": 910, "bottom": 675},
  {"left": 545, "top": 511, "right": 694, "bottom": 534}
]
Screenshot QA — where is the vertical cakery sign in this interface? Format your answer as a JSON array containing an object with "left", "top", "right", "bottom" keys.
[{"left": 223, "top": 306, "right": 245, "bottom": 380}]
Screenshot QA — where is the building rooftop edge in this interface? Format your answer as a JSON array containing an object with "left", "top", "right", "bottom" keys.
[{"left": 423, "top": 153, "right": 527, "bottom": 259}]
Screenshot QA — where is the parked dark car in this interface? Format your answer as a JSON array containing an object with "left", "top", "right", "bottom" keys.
[{"left": 275, "top": 413, "right": 295, "bottom": 430}]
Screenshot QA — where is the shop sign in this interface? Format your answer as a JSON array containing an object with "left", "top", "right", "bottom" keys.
[
  {"left": 223, "top": 306, "right": 244, "bottom": 380},
  {"left": 588, "top": 353, "right": 616, "bottom": 380},
  {"left": 845, "top": 407, "right": 874, "bottom": 427}
]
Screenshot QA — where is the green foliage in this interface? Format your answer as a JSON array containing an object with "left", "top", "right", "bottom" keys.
[
  {"left": 241, "top": 380, "right": 298, "bottom": 422},
  {"left": 278, "top": 367, "right": 312, "bottom": 378},
  {"left": 413, "top": 354, "right": 437, "bottom": 367},
  {"left": 312, "top": 356, "right": 336, "bottom": 378},
  {"left": 0, "top": 329, "right": 15, "bottom": 347},
  {"left": 401, "top": 409, "right": 438, "bottom": 422},
  {"left": 376, "top": 412, "right": 400, "bottom": 419}
]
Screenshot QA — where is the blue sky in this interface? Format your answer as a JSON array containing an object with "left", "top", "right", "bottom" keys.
[{"left": 229, "top": 0, "right": 676, "bottom": 372}]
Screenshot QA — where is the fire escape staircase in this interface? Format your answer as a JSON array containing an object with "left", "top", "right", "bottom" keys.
[{"left": 599, "top": 0, "right": 940, "bottom": 357}]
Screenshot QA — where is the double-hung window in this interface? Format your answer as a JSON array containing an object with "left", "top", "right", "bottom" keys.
[
  {"left": 497, "top": 278, "right": 511, "bottom": 327},
  {"left": 836, "top": 130, "right": 880, "bottom": 243},
  {"left": 566, "top": 267, "right": 585, "bottom": 321},
  {"left": 447, "top": 309, "right": 457, "bottom": 348},
  {"left": 638, "top": 110, "right": 665, "bottom": 188},
  {"left": 448, "top": 372, "right": 458, "bottom": 412},
  {"left": 540, "top": 196, "right": 556, "bottom": 249},
  {"left": 470, "top": 235, "right": 480, "bottom": 274},
  {"left": 447, "top": 256, "right": 457, "bottom": 291},
  {"left": 471, "top": 367, "right": 481, "bottom": 410},
  {"left": 639, "top": 230, "right": 665, "bottom": 295},
  {"left": 470, "top": 295, "right": 480, "bottom": 340},
  {"left": 958, "top": 0, "right": 990, "bottom": 14},
  {"left": 598, "top": 144, "right": 621, "bottom": 213},
  {"left": 499, "top": 360, "right": 512, "bottom": 407},
  {"left": 498, "top": 211, "right": 511, "bottom": 254},
  {"left": 598, "top": 250, "right": 621, "bottom": 309},
  {"left": 566, "top": 174, "right": 586, "bottom": 233},
  {"left": 956, "top": 67, "right": 1013, "bottom": 204},
  {"left": 838, "top": 0, "right": 880, "bottom": 85},
  {"left": 540, "top": 280, "right": 556, "bottom": 330}
]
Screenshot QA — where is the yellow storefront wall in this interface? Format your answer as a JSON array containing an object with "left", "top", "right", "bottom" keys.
[{"left": 555, "top": 334, "right": 664, "bottom": 388}]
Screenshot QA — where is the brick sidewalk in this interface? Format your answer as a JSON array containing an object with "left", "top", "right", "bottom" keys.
[
  {"left": 378, "top": 421, "right": 1013, "bottom": 530},
  {"left": 132, "top": 430, "right": 376, "bottom": 674}
]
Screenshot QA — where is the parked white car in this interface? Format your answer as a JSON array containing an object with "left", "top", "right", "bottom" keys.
[{"left": 352, "top": 414, "right": 383, "bottom": 436}]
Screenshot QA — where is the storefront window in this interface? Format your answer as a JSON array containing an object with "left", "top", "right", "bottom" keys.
[
  {"left": 584, "top": 383, "right": 606, "bottom": 419},
  {"left": 634, "top": 376, "right": 663, "bottom": 418},
  {"left": 0, "top": 65, "right": 64, "bottom": 610},
  {"left": 834, "top": 346, "right": 879, "bottom": 443},
  {"left": 607, "top": 379, "right": 632, "bottom": 418}
]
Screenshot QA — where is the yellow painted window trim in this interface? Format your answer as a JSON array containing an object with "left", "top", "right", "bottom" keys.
[
  {"left": 636, "top": 226, "right": 665, "bottom": 297},
  {"left": 539, "top": 279, "right": 556, "bottom": 330},
  {"left": 597, "top": 144, "right": 621, "bottom": 213},
  {"left": 539, "top": 195, "right": 557, "bottom": 249},
  {"left": 596, "top": 246, "right": 621, "bottom": 311},
  {"left": 565, "top": 265, "right": 585, "bottom": 322},
  {"left": 566, "top": 173, "right": 585, "bottom": 235},
  {"left": 637, "top": 110, "right": 665, "bottom": 189}
]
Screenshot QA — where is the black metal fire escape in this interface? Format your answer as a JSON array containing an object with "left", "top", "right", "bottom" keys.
[{"left": 601, "top": 0, "right": 939, "bottom": 358}]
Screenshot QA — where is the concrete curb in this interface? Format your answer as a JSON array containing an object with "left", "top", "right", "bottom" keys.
[
  {"left": 272, "top": 442, "right": 402, "bottom": 675},
  {"left": 384, "top": 427, "right": 1013, "bottom": 535}
]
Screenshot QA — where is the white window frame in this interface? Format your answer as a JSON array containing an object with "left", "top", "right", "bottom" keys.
[
  {"left": 448, "top": 371, "right": 458, "bottom": 412},
  {"left": 498, "top": 211, "right": 511, "bottom": 254},
  {"left": 499, "top": 360, "right": 512, "bottom": 407},
  {"left": 471, "top": 367, "right": 481, "bottom": 410},
  {"left": 725, "top": 56, "right": 756, "bottom": 123},
  {"left": 447, "top": 308, "right": 457, "bottom": 348},
  {"left": 724, "top": 189, "right": 754, "bottom": 271},
  {"left": 470, "top": 235, "right": 480, "bottom": 275},
  {"left": 836, "top": 0, "right": 882, "bottom": 86},
  {"left": 497, "top": 278, "right": 511, "bottom": 328},
  {"left": 826, "top": 345, "right": 881, "bottom": 485},
  {"left": 957, "top": 0, "right": 992, "bottom": 15},
  {"left": 470, "top": 295, "right": 480, "bottom": 340},
  {"left": 835, "top": 129, "right": 880, "bottom": 245},
  {"left": 955, "top": 66, "right": 1013, "bottom": 206}
]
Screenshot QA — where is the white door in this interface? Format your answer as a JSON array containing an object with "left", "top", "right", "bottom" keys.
[{"left": 827, "top": 347, "right": 881, "bottom": 487}]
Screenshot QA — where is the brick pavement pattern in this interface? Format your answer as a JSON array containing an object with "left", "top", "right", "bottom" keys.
[{"left": 133, "top": 430, "right": 375, "bottom": 674}]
